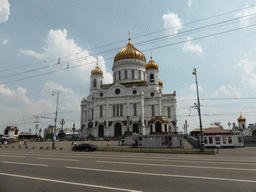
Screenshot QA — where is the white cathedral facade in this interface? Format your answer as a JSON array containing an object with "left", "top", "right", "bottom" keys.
[{"left": 80, "top": 39, "right": 177, "bottom": 138}]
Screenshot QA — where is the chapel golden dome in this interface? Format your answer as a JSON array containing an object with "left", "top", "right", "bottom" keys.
[
  {"left": 158, "top": 79, "right": 163, "bottom": 86},
  {"left": 145, "top": 57, "right": 159, "bottom": 70},
  {"left": 91, "top": 66, "right": 103, "bottom": 75},
  {"left": 238, "top": 115, "right": 246, "bottom": 122},
  {"left": 114, "top": 39, "right": 146, "bottom": 63}
]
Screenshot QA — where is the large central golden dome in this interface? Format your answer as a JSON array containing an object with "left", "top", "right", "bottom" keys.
[{"left": 114, "top": 39, "right": 146, "bottom": 63}]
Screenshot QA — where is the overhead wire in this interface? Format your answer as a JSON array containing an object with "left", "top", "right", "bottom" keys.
[
  {"left": 1, "top": 4, "right": 255, "bottom": 74},
  {"left": 2, "top": 19, "right": 256, "bottom": 84}
]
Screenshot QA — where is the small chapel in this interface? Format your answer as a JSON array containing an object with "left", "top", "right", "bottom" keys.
[{"left": 80, "top": 38, "right": 177, "bottom": 138}]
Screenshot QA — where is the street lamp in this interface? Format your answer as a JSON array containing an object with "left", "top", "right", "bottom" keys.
[
  {"left": 138, "top": 117, "right": 142, "bottom": 135},
  {"left": 192, "top": 68, "right": 205, "bottom": 152},
  {"left": 52, "top": 91, "right": 59, "bottom": 149},
  {"left": 126, "top": 116, "right": 130, "bottom": 132},
  {"left": 35, "top": 124, "right": 39, "bottom": 140},
  {"left": 72, "top": 123, "right": 76, "bottom": 140}
]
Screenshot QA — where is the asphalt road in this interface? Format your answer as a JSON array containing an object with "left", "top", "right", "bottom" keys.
[{"left": 1, "top": 143, "right": 256, "bottom": 192}]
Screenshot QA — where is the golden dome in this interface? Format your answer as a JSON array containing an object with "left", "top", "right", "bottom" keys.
[
  {"left": 238, "top": 115, "right": 246, "bottom": 122},
  {"left": 91, "top": 66, "right": 103, "bottom": 75},
  {"left": 158, "top": 79, "right": 163, "bottom": 86},
  {"left": 114, "top": 39, "right": 146, "bottom": 63},
  {"left": 145, "top": 57, "right": 159, "bottom": 70}
]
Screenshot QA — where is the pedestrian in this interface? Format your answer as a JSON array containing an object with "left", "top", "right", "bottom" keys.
[
  {"left": 168, "top": 140, "right": 172, "bottom": 148},
  {"left": 74, "top": 142, "right": 77, "bottom": 146},
  {"left": 107, "top": 140, "right": 110, "bottom": 148},
  {"left": 132, "top": 140, "right": 135, "bottom": 148},
  {"left": 19, "top": 141, "right": 21, "bottom": 147},
  {"left": 71, "top": 141, "right": 73, "bottom": 149}
]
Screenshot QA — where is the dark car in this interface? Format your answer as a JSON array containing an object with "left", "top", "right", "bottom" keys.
[{"left": 72, "top": 143, "right": 97, "bottom": 152}]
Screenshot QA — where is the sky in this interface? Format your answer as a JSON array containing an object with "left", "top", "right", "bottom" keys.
[{"left": 1, "top": 0, "right": 256, "bottom": 135}]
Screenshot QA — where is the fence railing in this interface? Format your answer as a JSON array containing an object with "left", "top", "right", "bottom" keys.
[{"left": 187, "top": 135, "right": 199, "bottom": 148}]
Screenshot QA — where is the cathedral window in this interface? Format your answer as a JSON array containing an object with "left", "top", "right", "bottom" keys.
[
  {"left": 93, "top": 79, "right": 97, "bottom": 87},
  {"left": 113, "top": 105, "right": 115, "bottom": 117},
  {"left": 132, "top": 70, "right": 135, "bottom": 79},
  {"left": 139, "top": 70, "right": 141, "bottom": 80},
  {"left": 117, "top": 104, "right": 119, "bottom": 117},
  {"left": 120, "top": 104, "right": 123, "bottom": 116},
  {"left": 165, "top": 124, "right": 167, "bottom": 132},
  {"left": 150, "top": 125, "right": 153, "bottom": 133},
  {"left": 125, "top": 70, "right": 127, "bottom": 79},
  {"left": 114, "top": 73, "right": 116, "bottom": 82},
  {"left": 144, "top": 72, "right": 145, "bottom": 80},
  {"left": 100, "top": 105, "right": 103, "bottom": 118},
  {"left": 168, "top": 107, "right": 171, "bottom": 118},
  {"left": 134, "top": 103, "right": 137, "bottom": 116},
  {"left": 92, "top": 109, "right": 94, "bottom": 120},
  {"left": 150, "top": 73, "right": 154, "bottom": 82},
  {"left": 152, "top": 105, "right": 155, "bottom": 117},
  {"left": 119, "top": 71, "right": 121, "bottom": 80}
]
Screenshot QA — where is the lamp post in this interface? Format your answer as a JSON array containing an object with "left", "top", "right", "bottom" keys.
[
  {"left": 126, "top": 116, "right": 130, "bottom": 132},
  {"left": 72, "top": 123, "right": 76, "bottom": 140},
  {"left": 52, "top": 91, "right": 59, "bottom": 149},
  {"left": 138, "top": 117, "right": 142, "bottom": 135},
  {"left": 35, "top": 124, "right": 39, "bottom": 140},
  {"left": 192, "top": 68, "right": 205, "bottom": 152}
]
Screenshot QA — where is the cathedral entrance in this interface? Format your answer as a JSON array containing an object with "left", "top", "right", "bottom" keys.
[
  {"left": 114, "top": 123, "right": 122, "bottom": 137},
  {"left": 133, "top": 123, "right": 139, "bottom": 134},
  {"left": 155, "top": 121, "right": 162, "bottom": 132},
  {"left": 98, "top": 125, "right": 104, "bottom": 137}
]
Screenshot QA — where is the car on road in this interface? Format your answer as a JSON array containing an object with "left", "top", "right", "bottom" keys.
[{"left": 72, "top": 143, "right": 97, "bottom": 152}]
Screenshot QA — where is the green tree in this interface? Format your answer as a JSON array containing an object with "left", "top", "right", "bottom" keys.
[
  {"left": 45, "top": 133, "right": 54, "bottom": 139},
  {"left": 211, "top": 121, "right": 222, "bottom": 127}
]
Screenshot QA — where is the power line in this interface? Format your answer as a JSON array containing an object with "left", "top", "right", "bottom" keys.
[
  {"left": 2, "top": 20, "right": 256, "bottom": 85},
  {"left": 1, "top": 4, "right": 255, "bottom": 74}
]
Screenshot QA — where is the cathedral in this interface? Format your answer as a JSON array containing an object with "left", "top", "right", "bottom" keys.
[{"left": 80, "top": 38, "right": 177, "bottom": 138}]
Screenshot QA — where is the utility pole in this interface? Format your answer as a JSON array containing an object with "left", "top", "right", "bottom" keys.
[{"left": 192, "top": 68, "right": 205, "bottom": 152}]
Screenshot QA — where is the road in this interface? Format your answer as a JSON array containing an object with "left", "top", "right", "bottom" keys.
[{"left": 0, "top": 144, "right": 256, "bottom": 191}]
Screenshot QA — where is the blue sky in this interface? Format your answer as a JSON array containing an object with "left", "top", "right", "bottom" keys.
[{"left": 1, "top": 0, "right": 256, "bottom": 134}]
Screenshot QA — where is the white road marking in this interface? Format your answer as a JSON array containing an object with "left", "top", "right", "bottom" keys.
[
  {"left": 0, "top": 172, "right": 142, "bottom": 192},
  {"left": 37, "top": 157, "right": 79, "bottom": 162},
  {"left": 66, "top": 166, "right": 256, "bottom": 183},
  {"left": 2, "top": 161, "right": 48, "bottom": 167},
  {"left": 0, "top": 155, "right": 25, "bottom": 158},
  {"left": 97, "top": 160, "right": 256, "bottom": 172}
]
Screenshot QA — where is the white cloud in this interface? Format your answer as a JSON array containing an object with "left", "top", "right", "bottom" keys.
[
  {"left": 236, "top": 3, "right": 256, "bottom": 28},
  {"left": 213, "top": 85, "right": 241, "bottom": 98},
  {"left": 162, "top": 13, "right": 182, "bottom": 35},
  {"left": 182, "top": 37, "right": 203, "bottom": 55},
  {"left": 2, "top": 38, "right": 8, "bottom": 45},
  {"left": 188, "top": 0, "right": 193, "bottom": 8},
  {"left": 235, "top": 59, "right": 256, "bottom": 75},
  {"left": 0, "top": 0, "right": 10, "bottom": 23},
  {"left": 20, "top": 29, "right": 112, "bottom": 85},
  {"left": 189, "top": 83, "right": 203, "bottom": 92},
  {"left": 19, "top": 49, "right": 45, "bottom": 59}
]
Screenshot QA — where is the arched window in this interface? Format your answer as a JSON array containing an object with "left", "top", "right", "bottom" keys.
[
  {"left": 119, "top": 71, "right": 121, "bottom": 80},
  {"left": 152, "top": 105, "right": 155, "bottom": 117},
  {"left": 15, "top": 129, "right": 18, "bottom": 135},
  {"left": 93, "top": 79, "right": 97, "bottom": 87},
  {"left": 125, "top": 70, "right": 127, "bottom": 79},
  {"left": 4, "top": 129, "right": 8, "bottom": 135},
  {"left": 132, "top": 70, "right": 135, "bottom": 79},
  {"left": 139, "top": 70, "right": 141, "bottom": 80},
  {"left": 150, "top": 73, "right": 154, "bottom": 82}
]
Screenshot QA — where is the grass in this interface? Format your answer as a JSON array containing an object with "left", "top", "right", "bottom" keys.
[{"left": 97, "top": 148, "right": 215, "bottom": 155}]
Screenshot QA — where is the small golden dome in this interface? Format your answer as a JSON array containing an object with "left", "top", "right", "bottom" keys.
[
  {"left": 158, "top": 79, "right": 163, "bottom": 86},
  {"left": 145, "top": 57, "right": 159, "bottom": 70},
  {"left": 114, "top": 39, "right": 146, "bottom": 63},
  {"left": 91, "top": 66, "right": 103, "bottom": 75},
  {"left": 238, "top": 115, "right": 246, "bottom": 122}
]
